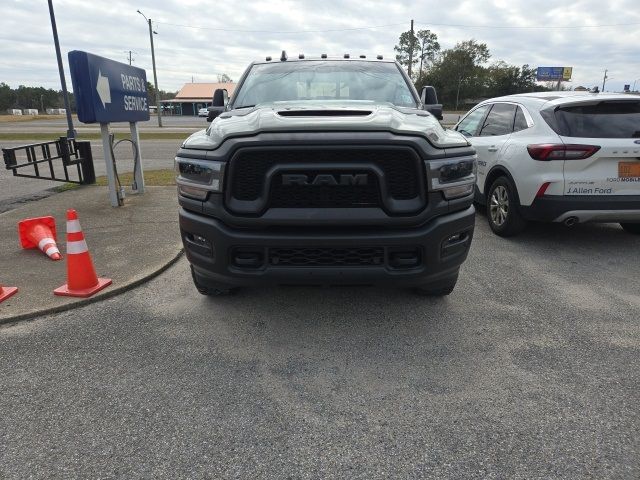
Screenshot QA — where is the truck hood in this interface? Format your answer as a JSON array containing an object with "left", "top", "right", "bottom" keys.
[{"left": 182, "top": 101, "right": 469, "bottom": 150}]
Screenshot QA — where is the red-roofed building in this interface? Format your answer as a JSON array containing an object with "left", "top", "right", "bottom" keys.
[{"left": 161, "top": 82, "right": 236, "bottom": 115}]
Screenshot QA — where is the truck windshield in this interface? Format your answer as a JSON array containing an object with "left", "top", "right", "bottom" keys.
[{"left": 232, "top": 61, "right": 417, "bottom": 109}]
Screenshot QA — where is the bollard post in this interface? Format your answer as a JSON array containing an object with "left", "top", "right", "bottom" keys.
[
  {"left": 76, "top": 141, "right": 96, "bottom": 185},
  {"left": 59, "top": 136, "right": 71, "bottom": 166}
]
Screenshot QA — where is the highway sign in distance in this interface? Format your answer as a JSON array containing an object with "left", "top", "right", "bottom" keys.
[{"left": 536, "top": 67, "right": 573, "bottom": 82}]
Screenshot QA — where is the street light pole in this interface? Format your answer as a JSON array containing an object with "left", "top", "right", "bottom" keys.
[
  {"left": 47, "top": 0, "right": 75, "bottom": 138},
  {"left": 138, "top": 10, "right": 162, "bottom": 127}
]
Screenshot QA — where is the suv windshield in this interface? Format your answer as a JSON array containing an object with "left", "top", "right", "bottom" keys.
[
  {"left": 546, "top": 100, "right": 640, "bottom": 138},
  {"left": 232, "top": 60, "right": 417, "bottom": 109}
]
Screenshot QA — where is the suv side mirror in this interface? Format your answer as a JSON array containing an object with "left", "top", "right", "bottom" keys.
[
  {"left": 207, "top": 89, "right": 229, "bottom": 122},
  {"left": 420, "top": 86, "right": 443, "bottom": 121}
]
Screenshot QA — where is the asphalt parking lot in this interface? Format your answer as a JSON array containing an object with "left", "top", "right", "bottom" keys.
[{"left": 1, "top": 214, "right": 638, "bottom": 478}]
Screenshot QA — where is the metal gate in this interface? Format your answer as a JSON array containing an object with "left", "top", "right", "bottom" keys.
[{"left": 3, "top": 137, "right": 95, "bottom": 185}]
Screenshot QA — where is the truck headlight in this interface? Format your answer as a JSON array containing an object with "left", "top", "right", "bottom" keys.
[
  {"left": 426, "top": 156, "right": 477, "bottom": 200},
  {"left": 175, "top": 157, "right": 225, "bottom": 200}
]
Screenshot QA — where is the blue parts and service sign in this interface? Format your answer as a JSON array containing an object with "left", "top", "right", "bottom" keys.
[
  {"left": 68, "top": 51, "right": 151, "bottom": 124},
  {"left": 536, "top": 67, "right": 573, "bottom": 82}
]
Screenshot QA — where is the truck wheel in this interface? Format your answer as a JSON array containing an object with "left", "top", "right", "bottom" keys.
[
  {"left": 414, "top": 275, "right": 458, "bottom": 296},
  {"left": 487, "top": 176, "right": 527, "bottom": 237},
  {"left": 190, "top": 266, "right": 238, "bottom": 296},
  {"left": 620, "top": 223, "right": 640, "bottom": 234}
]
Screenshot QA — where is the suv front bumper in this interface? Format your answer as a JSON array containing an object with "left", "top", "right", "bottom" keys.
[{"left": 180, "top": 206, "right": 475, "bottom": 289}]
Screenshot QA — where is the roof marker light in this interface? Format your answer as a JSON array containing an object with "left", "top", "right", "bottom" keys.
[
  {"left": 265, "top": 56, "right": 272, "bottom": 61},
  {"left": 321, "top": 53, "right": 327, "bottom": 59},
  {"left": 376, "top": 55, "right": 383, "bottom": 60},
  {"left": 280, "top": 50, "right": 288, "bottom": 61},
  {"left": 298, "top": 53, "right": 305, "bottom": 59},
  {"left": 344, "top": 53, "right": 350, "bottom": 59},
  {"left": 359, "top": 55, "right": 366, "bottom": 58}
]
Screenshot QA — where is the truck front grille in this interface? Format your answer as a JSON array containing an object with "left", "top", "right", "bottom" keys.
[
  {"left": 270, "top": 170, "right": 380, "bottom": 208},
  {"left": 226, "top": 147, "right": 425, "bottom": 215},
  {"left": 269, "top": 247, "right": 385, "bottom": 267}
]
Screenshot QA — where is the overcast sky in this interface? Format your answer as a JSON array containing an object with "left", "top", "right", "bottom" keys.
[{"left": 1, "top": 0, "right": 639, "bottom": 93}]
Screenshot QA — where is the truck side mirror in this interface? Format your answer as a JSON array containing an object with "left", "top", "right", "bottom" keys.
[
  {"left": 208, "top": 89, "right": 229, "bottom": 122},
  {"left": 420, "top": 85, "right": 443, "bottom": 121},
  {"left": 212, "top": 89, "right": 228, "bottom": 107},
  {"left": 420, "top": 86, "right": 438, "bottom": 105}
]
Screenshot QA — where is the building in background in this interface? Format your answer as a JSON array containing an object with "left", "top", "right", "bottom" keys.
[{"left": 160, "top": 82, "right": 236, "bottom": 115}]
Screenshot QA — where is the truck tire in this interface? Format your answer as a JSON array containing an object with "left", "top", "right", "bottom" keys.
[
  {"left": 486, "top": 176, "right": 527, "bottom": 237},
  {"left": 620, "top": 223, "right": 640, "bottom": 234},
  {"left": 190, "top": 266, "right": 238, "bottom": 296}
]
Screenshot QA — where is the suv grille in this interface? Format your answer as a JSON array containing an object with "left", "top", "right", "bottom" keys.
[
  {"left": 227, "top": 148, "right": 422, "bottom": 213},
  {"left": 269, "top": 247, "right": 384, "bottom": 267}
]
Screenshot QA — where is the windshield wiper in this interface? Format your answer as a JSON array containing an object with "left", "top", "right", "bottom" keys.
[{"left": 234, "top": 105, "right": 255, "bottom": 110}]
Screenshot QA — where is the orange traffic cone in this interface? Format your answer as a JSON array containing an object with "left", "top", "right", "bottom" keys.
[
  {"left": 0, "top": 283, "right": 18, "bottom": 303},
  {"left": 18, "top": 215, "right": 62, "bottom": 261},
  {"left": 53, "top": 209, "right": 112, "bottom": 298}
]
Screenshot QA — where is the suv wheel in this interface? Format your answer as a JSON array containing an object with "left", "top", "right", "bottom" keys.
[
  {"left": 190, "top": 266, "right": 238, "bottom": 296},
  {"left": 620, "top": 223, "right": 640, "bottom": 234},
  {"left": 487, "top": 176, "right": 527, "bottom": 237}
]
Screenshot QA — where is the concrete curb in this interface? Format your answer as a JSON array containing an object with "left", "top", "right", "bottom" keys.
[{"left": 0, "top": 249, "right": 183, "bottom": 327}]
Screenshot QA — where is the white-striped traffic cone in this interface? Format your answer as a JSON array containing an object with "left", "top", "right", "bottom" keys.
[
  {"left": 0, "top": 283, "right": 18, "bottom": 303},
  {"left": 53, "top": 209, "right": 112, "bottom": 297},
  {"left": 18, "top": 215, "right": 62, "bottom": 260}
]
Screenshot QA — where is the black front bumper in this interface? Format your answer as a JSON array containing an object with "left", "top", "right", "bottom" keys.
[{"left": 180, "top": 206, "right": 475, "bottom": 289}]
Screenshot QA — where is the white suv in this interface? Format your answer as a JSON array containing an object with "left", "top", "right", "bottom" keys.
[{"left": 454, "top": 91, "right": 640, "bottom": 236}]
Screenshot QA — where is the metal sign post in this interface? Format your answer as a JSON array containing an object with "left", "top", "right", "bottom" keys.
[
  {"left": 130, "top": 121, "right": 145, "bottom": 194},
  {"left": 68, "top": 50, "right": 150, "bottom": 206}
]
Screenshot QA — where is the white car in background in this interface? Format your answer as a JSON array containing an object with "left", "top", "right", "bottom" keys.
[
  {"left": 198, "top": 107, "right": 209, "bottom": 117},
  {"left": 454, "top": 91, "right": 640, "bottom": 236}
]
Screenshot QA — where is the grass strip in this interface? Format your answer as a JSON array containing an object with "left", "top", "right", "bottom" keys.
[
  {"left": 93, "top": 168, "right": 176, "bottom": 187},
  {"left": 0, "top": 132, "right": 191, "bottom": 142}
]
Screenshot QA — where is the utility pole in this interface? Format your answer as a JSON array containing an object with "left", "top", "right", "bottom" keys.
[
  {"left": 602, "top": 69, "right": 608, "bottom": 92},
  {"left": 138, "top": 10, "right": 162, "bottom": 127},
  {"left": 47, "top": 0, "right": 75, "bottom": 138},
  {"left": 127, "top": 50, "right": 133, "bottom": 65},
  {"left": 408, "top": 19, "right": 414, "bottom": 79},
  {"left": 455, "top": 72, "right": 464, "bottom": 111}
]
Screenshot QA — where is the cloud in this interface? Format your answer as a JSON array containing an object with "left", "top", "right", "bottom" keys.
[{"left": 1, "top": 0, "right": 639, "bottom": 92}]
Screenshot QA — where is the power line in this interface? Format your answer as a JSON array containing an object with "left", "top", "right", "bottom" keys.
[
  {"left": 415, "top": 20, "right": 640, "bottom": 30},
  {"left": 154, "top": 19, "right": 640, "bottom": 34},
  {"left": 153, "top": 21, "right": 407, "bottom": 33}
]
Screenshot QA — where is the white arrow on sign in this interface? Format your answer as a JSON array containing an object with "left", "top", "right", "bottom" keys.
[{"left": 96, "top": 69, "right": 111, "bottom": 108}]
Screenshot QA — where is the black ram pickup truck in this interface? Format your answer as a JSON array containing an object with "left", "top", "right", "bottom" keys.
[{"left": 176, "top": 53, "right": 476, "bottom": 296}]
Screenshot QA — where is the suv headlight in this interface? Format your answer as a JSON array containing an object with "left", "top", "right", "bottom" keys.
[
  {"left": 425, "top": 156, "right": 477, "bottom": 200},
  {"left": 175, "top": 157, "right": 225, "bottom": 200}
]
